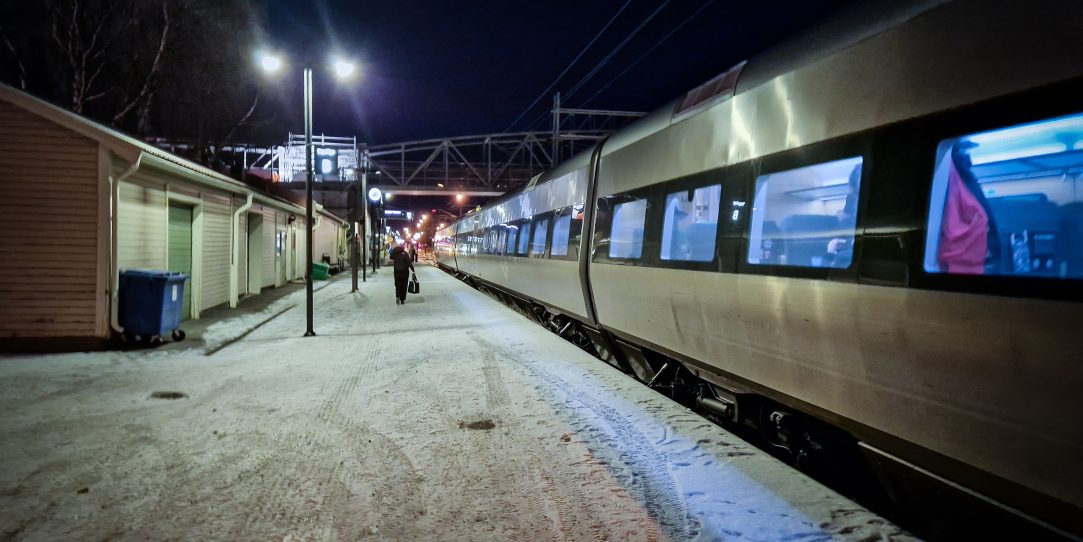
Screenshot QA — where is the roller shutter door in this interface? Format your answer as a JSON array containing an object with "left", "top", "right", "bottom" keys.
[{"left": 168, "top": 204, "right": 194, "bottom": 319}]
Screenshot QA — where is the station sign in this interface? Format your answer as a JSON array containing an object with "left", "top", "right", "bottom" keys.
[{"left": 316, "top": 147, "right": 338, "bottom": 176}]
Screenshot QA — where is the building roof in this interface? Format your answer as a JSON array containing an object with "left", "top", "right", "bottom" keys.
[{"left": 0, "top": 83, "right": 347, "bottom": 224}]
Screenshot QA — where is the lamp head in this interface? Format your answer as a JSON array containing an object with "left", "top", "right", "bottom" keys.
[
  {"left": 332, "top": 57, "right": 356, "bottom": 79},
  {"left": 258, "top": 51, "right": 283, "bottom": 73}
]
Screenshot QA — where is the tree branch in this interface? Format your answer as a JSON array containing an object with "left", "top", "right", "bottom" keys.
[
  {"left": 212, "top": 92, "right": 260, "bottom": 165},
  {"left": 0, "top": 23, "right": 28, "bottom": 90},
  {"left": 113, "top": 1, "right": 169, "bottom": 125}
]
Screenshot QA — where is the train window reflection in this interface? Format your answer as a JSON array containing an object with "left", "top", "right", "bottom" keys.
[
  {"left": 551, "top": 213, "right": 572, "bottom": 257},
  {"left": 924, "top": 112, "right": 1083, "bottom": 278},
  {"left": 530, "top": 218, "right": 549, "bottom": 257},
  {"left": 661, "top": 184, "right": 721, "bottom": 262},
  {"left": 610, "top": 198, "right": 647, "bottom": 259},
  {"left": 517, "top": 222, "right": 531, "bottom": 255},
  {"left": 747, "top": 156, "right": 863, "bottom": 268},
  {"left": 505, "top": 225, "right": 518, "bottom": 255},
  {"left": 551, "top": 204, "right": 584, "bottom": 260}
]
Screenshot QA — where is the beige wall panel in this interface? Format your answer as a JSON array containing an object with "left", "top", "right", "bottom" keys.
[
  {"left": 0, "top": 102, "right": 100, "bottom": 338},
  {"left": 117, "top": 178, "right": 167, "bottom": 271},
  {"left": 200, "top": 191, "right": 231, "bottom": 311},
  {"left": 314, "top": 217, "right": 337, "bottom": 265}
]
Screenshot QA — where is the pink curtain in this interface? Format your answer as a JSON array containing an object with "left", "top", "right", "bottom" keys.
[{"left": 937, "top": 160, "right": 989, "bottom": 274}]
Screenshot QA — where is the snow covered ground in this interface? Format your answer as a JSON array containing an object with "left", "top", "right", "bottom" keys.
[{"left": 0, "top": 265, "right": 915, "bottom": 541}]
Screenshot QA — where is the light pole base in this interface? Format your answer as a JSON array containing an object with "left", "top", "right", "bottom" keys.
[{"left": 304, "top": 331, "right": 316, "bottom": 337}]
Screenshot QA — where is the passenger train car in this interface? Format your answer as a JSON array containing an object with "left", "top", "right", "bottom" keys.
[{"left": 436, "top": 0, "right": 1083, "bottom": 537}]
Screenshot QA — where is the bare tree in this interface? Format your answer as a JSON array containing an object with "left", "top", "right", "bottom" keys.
[
  {"left": 112, "top": 1, "right": 169, "bottom": 126},
  {"left": 46, "top": 0, "right": 169, "bottom": 123},
  {"left": 0, "top": 23, "right": 28, "bottom": 90}
]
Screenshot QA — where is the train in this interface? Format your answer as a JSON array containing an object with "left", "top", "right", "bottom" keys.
[{"left": 434, "top": 0, "right": 1083, "bottom": 538}]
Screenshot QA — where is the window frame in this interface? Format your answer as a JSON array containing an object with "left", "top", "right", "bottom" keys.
[
  {"left": 653, "top": 176, "right": 726, "bottom": 271},
  {"left": 735, "top": 137, "right": 870, "bottom": 283},
  {"left": 528, "top": 211, "right": 554, "bottom": 258},
  {"left": 903, "top": 78, "right": 1083, "bottom": 302},
  {"left": 513, "top": 219, "right": 531, "bottom": 257},
  {"left": 549, "top": 205, "right": 584, "bottom": 262},
  {"left": 592, "top": 187, "right": 654, "bottom": 265}
]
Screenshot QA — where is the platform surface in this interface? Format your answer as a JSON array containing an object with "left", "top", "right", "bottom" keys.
[{"left": 0, "top": 264, "right": 913, "bottom": 541}]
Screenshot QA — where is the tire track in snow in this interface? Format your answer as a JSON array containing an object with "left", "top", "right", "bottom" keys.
[{"left": 467, "top": 331, "right": 693, "bottom": 541}]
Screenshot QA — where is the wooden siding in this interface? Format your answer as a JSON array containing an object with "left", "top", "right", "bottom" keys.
[
  {"left": 201, "top": 191, "right": 231, "bottom": 310},
  {"left": 0, "top": 101, "right": 101, "bottom": 338},
  {"left": 117, "top": 178, "right": 167, "bottom": 270}
]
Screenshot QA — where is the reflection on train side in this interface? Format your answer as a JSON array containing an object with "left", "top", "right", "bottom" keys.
[{"left": 925, "top": 112, "right": 1083, "bottom": 278}]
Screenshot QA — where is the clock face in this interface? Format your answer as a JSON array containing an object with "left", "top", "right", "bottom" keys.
[{"left": 368, "top": 187, "right": 382, "bottom": 202}]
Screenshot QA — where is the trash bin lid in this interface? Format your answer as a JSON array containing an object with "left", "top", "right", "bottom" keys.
[{"left": 120, "top": 269, "right": 188, "bottom": 280}]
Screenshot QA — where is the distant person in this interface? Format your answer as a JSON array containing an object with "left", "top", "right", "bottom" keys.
[
  {"left": 390, "top": 245, "right": 414, "bottom": 305},
  {"left": 410, "top": 243, "right": 418, "bottom": 262}
]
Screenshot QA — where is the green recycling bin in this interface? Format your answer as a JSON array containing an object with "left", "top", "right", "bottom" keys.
[{"left": 311, "top": 262, "right": 330, "bottom": 280}]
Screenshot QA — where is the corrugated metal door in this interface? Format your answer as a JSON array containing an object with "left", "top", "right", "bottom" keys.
[{"left": 168, "top": 204, "right": 194, "bottom": 319}]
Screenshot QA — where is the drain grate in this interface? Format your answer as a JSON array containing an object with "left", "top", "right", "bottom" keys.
[{"left": 149, "top": 391, "right": 188, "bottom": 400}]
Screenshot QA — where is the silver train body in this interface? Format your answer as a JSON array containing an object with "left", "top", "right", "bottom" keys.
[{"left": 436, "top": 0, "right": 1083, "bottom": 536}]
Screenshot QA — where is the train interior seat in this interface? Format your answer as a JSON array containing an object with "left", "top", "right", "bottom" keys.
[
  {"left": 986, "top": 194, "right": 1061, "bottom": 275},
  {"left": 686, "top": 223, "right": 718, "bottom": 261},
  {"left": 758, "top": 220, "right": 782, "bottom": 264},
  {"left": 780, "top": 214, "right": 843, "bottom": 267}
]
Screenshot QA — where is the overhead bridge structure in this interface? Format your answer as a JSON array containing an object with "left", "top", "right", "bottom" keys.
[
  {"left": 247, "top": 105, "right": 646, "bottom": 195},
  {"left": 155, "top": 103, "right": 646, "bottom": 216}
]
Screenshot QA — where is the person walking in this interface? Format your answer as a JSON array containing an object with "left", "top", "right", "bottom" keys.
[{"left": 390, "top": 244, "right": 414, "bottom": 305}]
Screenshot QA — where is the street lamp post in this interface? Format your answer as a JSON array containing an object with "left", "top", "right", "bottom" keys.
[
  {"left": 303, "top": 67, "right": 315, "bottom": 337},
  {"left": 259, "top": 50, "right": 356, "bottom": 338}
]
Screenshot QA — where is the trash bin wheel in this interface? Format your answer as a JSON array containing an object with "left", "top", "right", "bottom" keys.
[{"left": 172, "top": 329, "right": 186, "bottom": 342}]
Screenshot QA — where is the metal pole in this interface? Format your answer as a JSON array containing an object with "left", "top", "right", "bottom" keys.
[
  {"left": 361, "top": 171, "right": 367, "bottom": 282},
  {"left": 351, "top": 219, "right": 358, "bottom": 292},
  {"left": 304, "top": 67, "right": 315, "bottom": 337}
]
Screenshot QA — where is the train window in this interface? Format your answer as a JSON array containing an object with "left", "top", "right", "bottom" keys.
[
  {"left": 661, "top": 184, "right": 721, "bottom": 262},
  {"left": 495, "top": 226, "right": 507, "bottom": 255},
  {"left": 530, "top": 217, "right": 549, "bottom": 257},
  {"left": 610, "top": 198, "right": 648, "bottom": 259},
  {"left": 924, "top": 112, "right": 1083, "bottom": 279},
  {"left": 516, "top": 221, "right": 531, "bottom": 255},
  {"left": 550, "top": 204, "right": 584, "bottom": 260},
  {"left": 551, "top": 213, "right": 572, "bottom": 257},
  {"left": 505, "top": 224, "right": 518, "bottom": 255},
  {"left": 747, "top": 156, "right": 863, "bottom": 268}
]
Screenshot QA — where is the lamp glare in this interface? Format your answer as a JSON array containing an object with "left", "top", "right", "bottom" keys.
[
  {"left": 260, "top": 53, "right": 282, "bottom": 73},
  {"left": 333, "top": 59, "right": 356, "bottom": 79}
]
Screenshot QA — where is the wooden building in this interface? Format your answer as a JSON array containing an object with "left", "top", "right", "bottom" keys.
[{"left": 0, "top": 84, "right": 347, "bottom": 350}]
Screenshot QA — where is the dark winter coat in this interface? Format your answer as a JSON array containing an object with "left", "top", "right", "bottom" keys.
[{"left": 391, "top": 247, "right": 415, "bottom": 273}]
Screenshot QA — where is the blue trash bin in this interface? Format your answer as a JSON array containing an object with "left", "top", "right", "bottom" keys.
[{"left": 118, "top": 270, "right": 188, "bottom": 340}]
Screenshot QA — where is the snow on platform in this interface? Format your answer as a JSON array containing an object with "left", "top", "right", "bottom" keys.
[{"left": 0, "top": 264, "right": 914, "bottom": 541}]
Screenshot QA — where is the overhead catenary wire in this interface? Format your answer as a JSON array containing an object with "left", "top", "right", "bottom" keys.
[
  {"left": 582, "top": 0, "right": 716, "bottom": 108},
  {"left": 523, "top": 0, "right": 672, "bottom": 131},
  {"left": 561, "top": 0, "right": 671, "bottom": 101},
  {"left": 501, "top": 0, "right": 633, "bottom": 134}
]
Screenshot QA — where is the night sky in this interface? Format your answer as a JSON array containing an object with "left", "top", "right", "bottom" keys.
[{"left": 263, "top": 0, "right": 854, "bottom": 146}]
